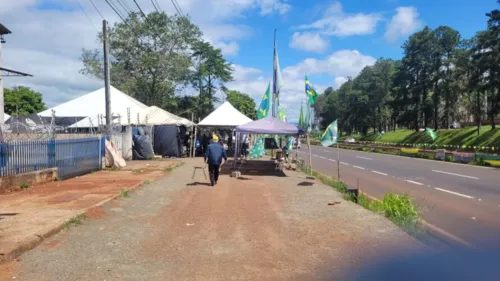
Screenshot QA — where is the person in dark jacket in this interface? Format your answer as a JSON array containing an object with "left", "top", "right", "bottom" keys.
[{"left": 204, "top": 135, "right": 227, "bottom": 186}]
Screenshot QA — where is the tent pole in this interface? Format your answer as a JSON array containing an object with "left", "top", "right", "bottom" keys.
[
  {"left": 192, "top": 125, "right": 197, "bottom": 158},
  {"left": 233, "top": 132, "right": 238, "bottom": 169}
]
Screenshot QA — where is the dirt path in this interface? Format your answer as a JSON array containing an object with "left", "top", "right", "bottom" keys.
[{"left": 3, "top": 158, "right": 423, "bottom": 281}]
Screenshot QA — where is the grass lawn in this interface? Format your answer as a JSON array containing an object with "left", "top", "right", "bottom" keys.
[{"left": 358, "top": 126, "right": 500, "bottom": 148}]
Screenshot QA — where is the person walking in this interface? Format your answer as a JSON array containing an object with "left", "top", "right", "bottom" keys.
[{"left": 204, "top": 135, "right": 227, "bottom": 186}]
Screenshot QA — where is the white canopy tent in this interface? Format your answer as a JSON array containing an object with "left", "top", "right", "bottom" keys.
[
  {"left": 137, "top": 106, "right": 194, "bottom": 127},
  {"left": 39, "top": 86, "right": 148, "bottom": 128},
  {"left": 198, "top": 101, "right": 252, "bottom": 127}
]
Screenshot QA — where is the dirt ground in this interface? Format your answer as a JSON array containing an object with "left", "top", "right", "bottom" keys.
[
  {"left": 2, "top": 158, "right": 423, "bottom": 281},
  {"left": 0, "top": 160, "right": 178, "bottom": 266}
]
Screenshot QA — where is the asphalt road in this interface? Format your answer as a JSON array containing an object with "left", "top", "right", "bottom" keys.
[{"left": 298, "top": 145, "right": 500, "bottom": 247}]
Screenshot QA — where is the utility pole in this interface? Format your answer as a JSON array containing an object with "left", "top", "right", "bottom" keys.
[
  {"left": 103, "top": 20, "right": 111, "bottom": 134},
  {"left": 0, "top": 33, "right": 4, "bottom": 125}
]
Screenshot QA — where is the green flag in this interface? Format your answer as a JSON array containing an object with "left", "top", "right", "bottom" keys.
[
  {"left": 305, "top": 76, "right": 318, "bottom": 105},
  {"left": 257, "top": 82, "right": 271, "bottom": 119},
  {"left": 425, "top": 128, "right": 437, "bottom": 141},
  {"left": 278, "top": 106, "right": 286, "bottom": 122},
  {"left": 304, "top": 103, "right": 311, "bottom": 132},
  {"left": 321, "top": 120, "right": 338, "bottom": 147},
  {"left": 298, "top": 104, "right": 305, "bottom": 128}
]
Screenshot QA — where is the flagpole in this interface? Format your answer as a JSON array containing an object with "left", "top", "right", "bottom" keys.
[
  {"left": 337, "top": 119, "right": 340, "bottom": 180},
  {"left": 272, "top": 29, "right": 277, "bottom": 118}
]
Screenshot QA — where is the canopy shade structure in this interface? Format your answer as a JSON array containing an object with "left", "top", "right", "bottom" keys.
[
  {"left": 198, "top": 101, "right": 252, "bottom": 127},
  {"left": 39, "top": 86, "right": 147, "bottom": 124},
  {"left": 235, "top": 117, "right": 305, "bottom": 135},
  {"left": 137, "top": 106, "right": 194, "bottom": 127}
]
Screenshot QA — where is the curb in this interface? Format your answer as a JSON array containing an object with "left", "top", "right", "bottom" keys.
[{"left": 0, "top": 164, "right": 182, "bottom": 264}]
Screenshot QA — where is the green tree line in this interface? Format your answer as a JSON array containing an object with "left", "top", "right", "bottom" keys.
[
  {"left": 80, "top": 11, "right": 253, "bottom": 120},
  {"left": 317, "top": 1, "right": 500, "bottom": 136}
]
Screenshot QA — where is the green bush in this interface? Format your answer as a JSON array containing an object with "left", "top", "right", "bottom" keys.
[{"left": 382, "top": 193, "right": 419, "bottom": 229}]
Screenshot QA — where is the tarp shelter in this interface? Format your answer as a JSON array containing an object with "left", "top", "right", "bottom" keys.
[
  {"left": 39, "top": 86, "right": 148, "bottom": 128},
  {"left": 152, "top": 125, "right": 186, "bottom": 157},
  {"left": 198, "top": 101, "right": 252, "bottom": 127},
  {"left": 137, "top": 106, "right": 194, "bottom": 127},
  {"left": 233, "top": 117, "right": 305, "bottom": 169}
]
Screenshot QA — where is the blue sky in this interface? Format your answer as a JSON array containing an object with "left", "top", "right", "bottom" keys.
[{"left": 1, "top": 0, "right": 498, "bottom": 122}]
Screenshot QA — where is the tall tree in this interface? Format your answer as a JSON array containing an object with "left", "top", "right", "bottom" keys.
[
  {"left": 80, "top": 12, "right": 202, "bottom": 109},
  {"left": 192, "top": 41, "right": 233, "bottom": 119},
  {"left": 4, "top": 86, "right": 46, "bottom": 116},
  {"left": 225, "top": 90, "right": 257, "bottom": 120},
  {"left": 432, "top": 26, "right": 461, "bottom": 129}
]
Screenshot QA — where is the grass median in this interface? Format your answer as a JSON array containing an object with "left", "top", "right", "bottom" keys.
[{"left": 297, "top": 161, "right": 421, "bottom": 234}]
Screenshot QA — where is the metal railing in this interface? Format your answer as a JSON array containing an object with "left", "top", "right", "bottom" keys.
[{"left": 0, "top": 137, "right": 102, "bottom": 179}]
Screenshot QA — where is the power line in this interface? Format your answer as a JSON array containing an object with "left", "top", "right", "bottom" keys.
[
  {"left": 106, "top": 0, "right": 127, "bottom": 21},
  {"left": 133, "top": 0, "right": 148, "bottom": 18},
  {"left": 150, "top": 0, "right": 159, "bottom": 12},
  {"left": 116, "top": 0, "right": 133, "bottom": 16},
  {"left": 170, "top": 0, "right": 185, "bottom": 18},
  {"left": 88, "top": 0, "right": 105, "bottom": 20},
  {"left": 77, "top": 0, "right": 98, "bottom": 31},
  {"left": 104, "top": 0, "right": 128, "bottom": 24},
  {"left": 153, "top": 0, "right": 162, "bottom": 11}
]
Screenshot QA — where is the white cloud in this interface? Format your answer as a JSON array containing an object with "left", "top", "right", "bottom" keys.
[
  {"left": 296, "top": 2, "right": 382, "bottom": 37},
  {"left": 289, "top": 32, "right": 328, "bottom": 53},
  {"left": 384, "top": 6, "right": 422, "bottom": 42},
  {"left": 227, "top": 49, "right": 375, "bottom": 121},
  {"left": 0, "top": 0, "right": 291, "bottom": 108}
]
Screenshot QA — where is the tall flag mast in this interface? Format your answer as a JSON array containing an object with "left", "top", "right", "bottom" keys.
[{"left": 272, "top": 29, "right": 282, "bottom": 118}]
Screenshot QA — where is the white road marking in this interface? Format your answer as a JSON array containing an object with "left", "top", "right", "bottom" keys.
[
  {"left": 356, "top": 156, "right": 372, "bottom": 160},
  {"left": 319, "top": 156, "right": 327, "bottom": 159},
  {"left": 472, "top": 217, "right": 476, "bottom": 220},
  {"left": 405, "top": 180, "right": 423, "bottom": 186},
  {"left": 340, "top": 162, "right": 349, "bottom": 166},
  {"left": 372, "top": 171, "right": 388, "bottom": 176},
  {"left": 324, "top": 149, "right": 330, "bottom": 153},
  {"left": 353, "top": 165, "right": 365, "bottom": 170},
  {"left": 328, "top": 159, "right": 336, "bottom": 162},
  {"left": 434, "top": 187, "right": 474, "bottom": 199},
  {"left": 432, "top": 170, "right": 479, "bottom": 180}
]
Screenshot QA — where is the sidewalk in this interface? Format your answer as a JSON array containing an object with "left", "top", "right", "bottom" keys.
[
  {"left": 0, "top": 160, "right": 180, "bottom": 264},
  {"left": 5, "top": 158, "right": 424, "bottom": 281}
]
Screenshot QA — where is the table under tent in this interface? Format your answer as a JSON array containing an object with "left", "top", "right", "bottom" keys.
[{"left": 231, "top": 117, "right": 305, "bottom": 176}]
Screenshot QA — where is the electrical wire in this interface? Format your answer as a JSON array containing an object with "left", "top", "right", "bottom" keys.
[
  {"left": 133, "top": 0, "right": 148, "bottom": 18},
  {"left": 104, "top": 0, "right": 128, "bottom": 24},
  {"left": 153, "top": 0, "right": 162, "bottom": 11},
  {"left": 116, "top": 0, "right": 133, "bottom": 16},
  {"left": 88, "top": 0, "right": 105, "bottom": 20},
  {"left": 150, "top": 0, "right": 159, "bottom": 12},
  {"left": 77, "top": 0, "right": 98, "bottom": 31},
  {"left": 170, "top": 0, "right": 185, "bottom": 18},
  {"left": 105, "top": 0, "right": 127, "bottom": 21}
]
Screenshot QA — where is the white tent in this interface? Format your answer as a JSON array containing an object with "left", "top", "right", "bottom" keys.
[
  {"left": 138, "top": 106, "right": 194, "bottom": 127},
  {"left": 39, "top": 86, "right": 148, "bottom": 127},
  {"left": 4, "top": 113, "right": 10, "bottom": 121},
  {"left": 198, "top": 101, "right": 252, "bottom": 127}
]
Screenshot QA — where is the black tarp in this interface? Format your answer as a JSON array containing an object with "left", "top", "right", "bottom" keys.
[
  {"left": 153, "top": 125, "right": 181, "bottom": 157},
  {"left": 132, "top": 135, "right": 154, "bottom": 160}
]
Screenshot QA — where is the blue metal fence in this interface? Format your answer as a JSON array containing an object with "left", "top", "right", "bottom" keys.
[{"left": 0, "top": 137, "right": 102, "bottom": 179}]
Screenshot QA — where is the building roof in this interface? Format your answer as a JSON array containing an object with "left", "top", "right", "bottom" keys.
[
  {"left": 39, "top": 86, "right": 148, "bottom": 125},
  {"left": 197, "top": 101, "right": 253, "bottom": 127}
]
